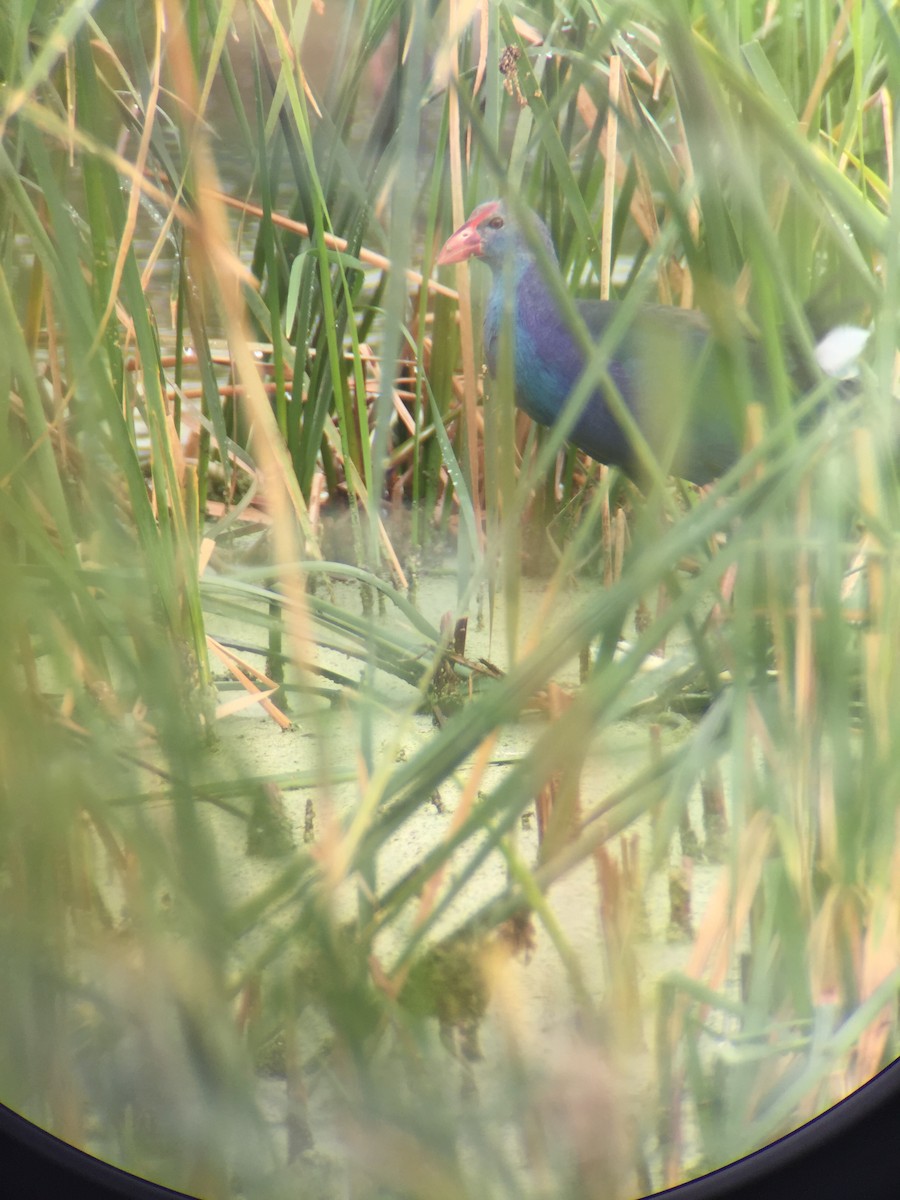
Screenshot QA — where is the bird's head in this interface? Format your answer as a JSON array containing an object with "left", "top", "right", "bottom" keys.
[{"left": 436, "top": 200, "right": 554, "bottom": 273}]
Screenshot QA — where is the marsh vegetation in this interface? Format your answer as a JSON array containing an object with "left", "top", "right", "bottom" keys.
[{"left": 1, "top": 2, "right": 899, "bottom": 1196}]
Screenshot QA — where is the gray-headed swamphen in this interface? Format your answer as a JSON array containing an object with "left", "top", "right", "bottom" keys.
[{"left": 436, "top": 200, "right": 868, "bottom": 486}]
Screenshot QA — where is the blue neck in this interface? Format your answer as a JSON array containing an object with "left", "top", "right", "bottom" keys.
[{"left": 483, "top": 258, "right": 585, "bottom": 426}]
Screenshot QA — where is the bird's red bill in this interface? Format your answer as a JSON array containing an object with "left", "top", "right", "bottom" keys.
[{"left": 436, "top": 217, "right": 483, "bottom": 265}]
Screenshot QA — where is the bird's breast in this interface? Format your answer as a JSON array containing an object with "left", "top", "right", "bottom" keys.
[
  {"left": 482, "top": 267, "right": 642, "bottom": 473},
  {"left": 483, "top": 272, "right": 582, "bottom": 426}
]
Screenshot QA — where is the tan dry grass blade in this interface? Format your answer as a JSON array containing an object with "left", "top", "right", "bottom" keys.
[
  {"left": 88, "top": 28, "right": 166, "bottom": 357},
  {"left": 407, "top": 731, "right": 499, "bottom": 974},
  {"left": 468, "top": 0, "right": 490, "bottom": 152},
  {"left": 252, "top": 0, "right": 323, "bottom": 119},
  {"left": 600, "top": 56, "right": 621, "bottom": 302},
  {"left": 594, "top": 838, "right": 643, "bottom": 1050},
  {"left": 160, "top": 8, "right": 321, "bottom": 725},
  {"left": 684, "top": 809, "right": 774, "bottom": 990},
  {"left": 576, "top": 84, "right": 660, "bottom": 254},
  {"left": 808, "top": 885, "right": 863, "bottom": 1005},
  {"left": 446, "top": 0, "right": 484, "bottom": 549},
  {"left": 851, "top": 817, "right": 900, "bottom": 1088},
  {"left": 734, "top": 0, "right": 854, "bottom": 305},
  {"left": 659, "top": 811, "right": 775, "bottom": 1186},
  {"left": 215, "top": 685, "right": 280, "bottom": 719},
  {"left": 207, "top": 636, "right": 292, "bottom": 729}
]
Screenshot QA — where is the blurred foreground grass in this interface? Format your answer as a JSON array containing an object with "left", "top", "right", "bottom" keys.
[{"left": 1, "top": 1, "right": 899, "bottom": 1196}]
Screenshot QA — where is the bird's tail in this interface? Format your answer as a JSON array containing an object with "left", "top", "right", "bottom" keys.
[{"left": 813, "top": 325, "right": 871, "bottom": 381}]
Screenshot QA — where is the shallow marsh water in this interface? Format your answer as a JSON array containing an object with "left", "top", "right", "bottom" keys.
[{"left": 198, "top": 557, "right": 731, "bottom": 1191}]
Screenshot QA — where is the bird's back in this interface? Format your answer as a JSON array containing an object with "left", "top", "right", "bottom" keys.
[{"left": 488, "top": 261, "right": 750, "bottom": 483}]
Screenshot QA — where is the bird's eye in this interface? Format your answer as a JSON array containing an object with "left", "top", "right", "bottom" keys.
[{"left": 487, "top": 215, "right": 504, "bottom": 229}]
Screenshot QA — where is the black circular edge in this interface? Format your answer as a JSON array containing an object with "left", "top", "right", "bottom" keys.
[
  {"left": 647, "top": 1055, "right": 900, "bottom": 1199},
  {"left": 1, "top": 1057, "right": 899, "bottom": 1198}
]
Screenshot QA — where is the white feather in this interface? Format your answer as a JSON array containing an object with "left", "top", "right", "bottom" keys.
[{"left": 814, "top": 325, "right": 871, "bottom": 380}]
